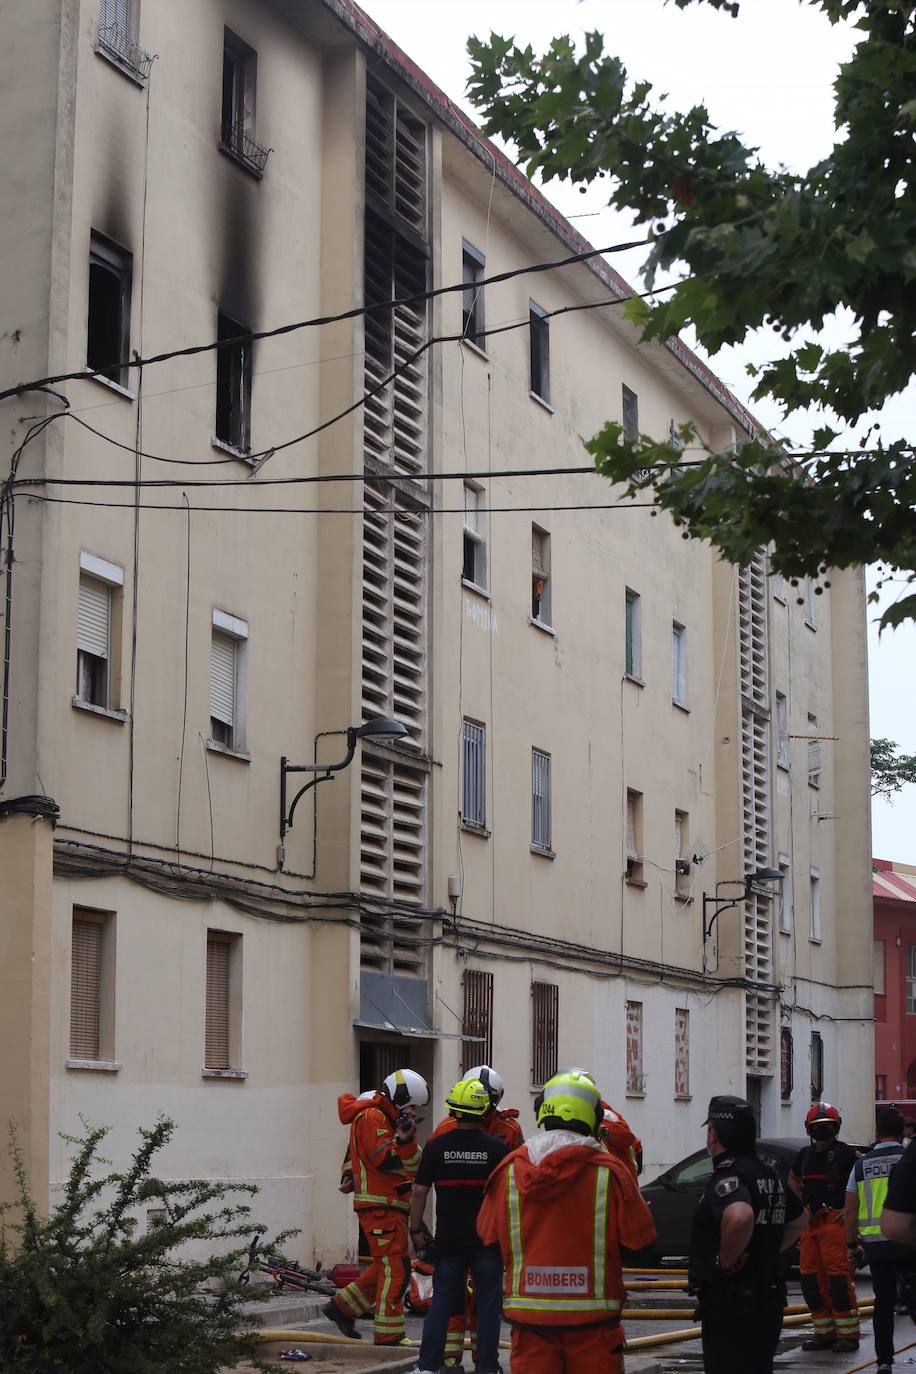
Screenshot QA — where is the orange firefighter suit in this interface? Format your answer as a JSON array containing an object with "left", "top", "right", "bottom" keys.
[
  {"left": 599, "top": 1102, "right": 643, "bottom": 1178},
  {"left": 430, "top": 1105, "right": 525, "bottom": 1365},
  {"left": 477, "top": 1128, "right": 656, "bottom": 1373},
  {"left": 331, "top": 1092, "right": 422, "bottom": 1345}
]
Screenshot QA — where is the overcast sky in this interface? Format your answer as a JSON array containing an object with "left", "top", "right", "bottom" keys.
[{"left": 366, "top": 0, "right": 916, "bottom": 861}]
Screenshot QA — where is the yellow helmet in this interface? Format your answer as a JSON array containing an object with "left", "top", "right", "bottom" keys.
[
  {"left": 537, "top": 1070, "right": 602, "bottom": 1135},
  {"left": 446, "top": 1077, "right": 491, "bottom": 1119}
]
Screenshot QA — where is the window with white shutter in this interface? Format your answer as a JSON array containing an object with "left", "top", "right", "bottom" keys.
[
  {"left": 809, "top": 869, "right": 822, "bottom": 942},
  {"left": 97, "top": 0, "right": 151, "bottom": 80},
  {"left": 776, "top": 692, "right": 789, "bottom": 769},
  {"left": 209, "top": 610, "right": 248, "bottom": 752},
  {"left": 531, "top": 526, "right": 552, "bottom": 626},
  {"left": 675, "top": 810, "right": 690, "bottom": 898},
  {"left": 463, "top": 483, "right": 487, "bottom": 590},
  {"left": 625, "top": 589, "right": 642, "bottom": 680},
  {"left": 778, "top": 854, "right": 793, "bottom": 934},
  {"left": 807, "top": 712, "right": 821, "bottom": 787},
  {"left": 77, "top": 575, "right": 111, "bottom": 708},
  {"left": 462, "top": 241, "right": 486, "bottom": 350},
  {"left": 672, "top": 622, "right": 687, "bottom": 705},
  {"left": 531, "top": 749, "right": 552, "bottom": 852},
  {"left": 626, "top": 790, "right": 644, "bottom": 884},
  {"left": 462, "top": 720, "right": 486, "bottom": 830}
]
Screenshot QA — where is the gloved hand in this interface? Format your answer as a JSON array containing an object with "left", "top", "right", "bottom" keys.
[
  {"left": 396, "top": 1107, "right": 417, "bottom": 1142},
  {"left": 847, "top": 1243, "right": 867, "bottom": 1270}
]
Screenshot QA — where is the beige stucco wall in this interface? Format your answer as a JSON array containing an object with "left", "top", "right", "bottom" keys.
[{"left": 0, "top": 0, "right": 874, "bottom": 1258}]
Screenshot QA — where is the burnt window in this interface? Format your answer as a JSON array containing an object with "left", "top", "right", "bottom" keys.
[
  {"left": 221, "top": 30, "right": 270, "bottom": 174},
  {"left": 215, "top": 312, "right": 252, "bottom": 453},
  {"left": 531, "top": 980, "right": 558, "bottom": 1087},
  {"left": 87, "top": 233, "right": 132, "bottom": 387},
  {"left": 622, "top": 384, "right": 639, "bottom": 442},
  {"left": 780, "top": 1026, "right": 793, "bottom": 1100},
  {"left": 462, "top": 241, "right": 486, "bottom": 349},
  {"left": 529, "top": 301, "right": 550, "bottom": 403}
]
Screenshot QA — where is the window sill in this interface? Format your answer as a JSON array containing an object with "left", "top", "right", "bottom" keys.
[
  {"left": 529, "top": 391, "right": 554, "bottom": 414},
  {"left": 460, "top": 337, "right": 489, "bottom": 362},
  {"left": 625, "top": 1091, "right": 646, "bottom": 1100},
  {"left": 202, "top": 1067, "right": 249, "bottom": 1080},
  {"left": 66, "top": 1058, "right": 121, "bottom": 1072},
  {"left": 626, "top": 876, "right": 648, "bottom": 890},
  {"left": 528, "top": 616, "right": 556, "bottom": 637},
  {"left": 804, "top": 620, "right": 817, "bottom": 632},
  {"left": 809, "top": 936, "right": 823, "bottom": 946},
  {"left": 674, "top": 894, "right": 693, "bottom": 906},
  {"left": 624, "top": 673, "right": 644, "bottom": 688},
  {"left": 774, "top": 593, "right": 788, "bottom": 606},
  {"left": 531, "top": 844, "right": 555, "bottom": 860},
  {"left": 673, "top": 699, "right": 690, "bottom": 714},
  {"left": 218, "top": 142, "right": 265, "bottom": 181},
  {"left": 95, "top": 44, "right": 148, "bottom": 88},
  {"left": 779, "top": 927, "right": 792, "bottom": 937},
  {"left": 461, "top": 821, "right": 490, "bottom": 839},
  {"left": 674, "top": 1094, "right": 692, "bottom": 1103},
  {"left": 777, "top": 761, "right": 789, "bottom": 773},
  {"left": 462, "top": 578, "right": 490, "bottom": 600},
  {"left": 72, "top": 697, "right": 129, "bottom": 723},
  {"left": 82, "top": 369, "right": 135, "bottom": 400},
  {"left": 211, "top": 436, "right": 254, "bottom": 463},
  {"left": 205, "top": 739, "right": 251, "bottom": 763}
]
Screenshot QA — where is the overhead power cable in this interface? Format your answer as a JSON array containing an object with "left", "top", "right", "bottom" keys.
[
  {"left": 26, "top": 494, "right": 657, "bottom": 515},
  {"left": 0, "top": 235, "right": 654, "bottom": 404},
  {"left": 19, "top": 279, "right": 687, "bottom": 476}
]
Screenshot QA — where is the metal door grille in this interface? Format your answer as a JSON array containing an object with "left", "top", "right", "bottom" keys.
[
  {"left": 531, "top": 981, "right": 558, "bottom": 1086},
  {"left": 461, "top": 969, "right": 494, "bottom": 1073}
]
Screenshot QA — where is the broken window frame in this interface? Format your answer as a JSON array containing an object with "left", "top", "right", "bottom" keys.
[
  {"left": 87, "top": 232, "right": 132, "bottom": 388},
  {"left": 215, "top": 312, "right": 252, "bottom": 454}
]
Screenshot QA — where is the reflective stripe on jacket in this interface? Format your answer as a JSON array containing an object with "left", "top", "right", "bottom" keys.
[
  {"left": 337, "top": 1092, "right": 422, "bottom": 1213},
  {"left": 477, "top": 1132, "right": 656, "bottom": 1329},
  {"left": 853, "top": 1143, "right": 905, "bottom": 1240}
]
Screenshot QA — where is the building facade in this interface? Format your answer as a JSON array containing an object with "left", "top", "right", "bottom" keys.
[
  {"left": 874, "top": 859, "right": 916, "bottom": 1102},
  {"left": 0, "top": 0, "right": 874, "bottom": 1261}
]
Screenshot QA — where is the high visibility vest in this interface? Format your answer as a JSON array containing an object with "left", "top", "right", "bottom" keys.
[
  {"left": 500, "top": 1161, "right": 623, "bottom": 1326},
  {"left": 854, "top": 1144, "right": 904, "bottom": 1240},
  {"left": 341, "top": 1097, "right": 422, "bottom": 1213}
]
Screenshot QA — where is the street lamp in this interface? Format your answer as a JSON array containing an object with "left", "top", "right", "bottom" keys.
[
  {"left": 702, "top": 867, "right": 785, "bottom": 952},
  {"left": 279, "top": 716, "right": 408, "bottom": 840}
]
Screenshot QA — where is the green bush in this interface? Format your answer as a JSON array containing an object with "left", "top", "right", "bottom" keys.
[{"left": 0, "top": 1118, "right": 289, "bottom": 1373}]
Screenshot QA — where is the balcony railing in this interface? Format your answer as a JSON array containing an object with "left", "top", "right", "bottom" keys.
[
  {"left": 220, "top": 121, "right": 272, "bottom": 175},
  {"left": 98, "top": 20, "right": 154, "bottom": 81}
]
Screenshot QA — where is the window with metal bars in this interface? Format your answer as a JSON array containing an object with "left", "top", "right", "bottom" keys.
[
  {"left": 672, "top": 621, "right": 687, "bottom": 706},
  {"left": 780, "top": 1026, "right": 793, "bottom": 1100},
  {"left": 70, "top": 909, "right": 114, "bottom": 1062},
  {"left": 622, "top": 384, "right": 639, "bottom": 443},
  {"left": 463, "top": 483, "right": 487, "bottom": 590},
  {"left": 531, "top": 981, "right": 558, "bottom": 1087},
  {"left": 461, "top": 969, "right": 494, "bottom": 1074},
  {"left": 626, "top": 789, "right": 644, "bottom": 884},
  {"left": 205, "top": 931, "right": 240, "bottom": 1070},
  {"left": 88, "top": 232, "right": 132, "bottom": 387},
  {"left": 529, "top": 301, "right": 550, "bottom": 403},
  {"left": 531, "top": 749, "right": 552, "bottom": 853},
  {"left": 215, "top": 312, "right": 252, "bottom": 453},
  {"left": 625, "top": 588, "right": 641, "bottom": 680},
  {"left": 462, "top": 241, "right": 486, "bottom": 349},
  {"left": 462, "top": 720, "right": 486, "bottom": 830}
]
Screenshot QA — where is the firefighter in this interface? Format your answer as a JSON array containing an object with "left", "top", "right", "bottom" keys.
[
  {"left": 689, "top": 1095, "right": 806, "bottom": 1374},
  {"left": 324, "top": 1068, "right": 428, "bottom": 1346},
  {"left": 789, "top": 1101, "right": 861, "bottom": 1353},
  {"left": 477, "top": 1068, "right": 656, "bottom": 1373},
  {"left": 339, "top": 1090, "right": 377, "bottom": 1265},
  {"left": 429, "top": 1064, "right": 522, "bottom": 1366},
  {"left": 599, "top": 1103, "right": 643, "bottom": 1178}
]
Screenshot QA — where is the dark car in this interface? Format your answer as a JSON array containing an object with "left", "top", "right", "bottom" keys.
[{"left": 636, "top": 1137, "right": 808, "bottom": 1263}]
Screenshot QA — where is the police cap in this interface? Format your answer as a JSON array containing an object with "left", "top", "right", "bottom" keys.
[{"left": 703, "top": 1095, "right": 755, "bottom": 1129}]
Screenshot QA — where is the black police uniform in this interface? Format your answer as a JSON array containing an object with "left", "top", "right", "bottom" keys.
[{"left": 689, "top": 1102, "right": 802, "bottom": 1374}]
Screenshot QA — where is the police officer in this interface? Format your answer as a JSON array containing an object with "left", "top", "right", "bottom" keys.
[{"left": 689, "top": 1096, "right": 806, "bottom": 1374}]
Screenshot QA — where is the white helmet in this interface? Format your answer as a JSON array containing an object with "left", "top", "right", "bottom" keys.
[
  {"left": 463, "top": 1065, "right": 504, "bottom": 1106},
  {"left": 381, "top": 1068, "right": 429, "bottom": 1109}
]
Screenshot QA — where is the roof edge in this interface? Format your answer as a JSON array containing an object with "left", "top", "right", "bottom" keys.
[{"left": 320, "top": 0, "right": 766, "bottom": 441}]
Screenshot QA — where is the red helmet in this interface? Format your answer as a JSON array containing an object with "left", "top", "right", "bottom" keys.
[{"left": 806, "top": 1101, "right": 841, "bottom": 1130}]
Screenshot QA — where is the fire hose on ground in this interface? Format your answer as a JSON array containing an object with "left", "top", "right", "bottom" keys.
[{"left": 253, "top": 1301, "right": 876, "bottom": 1353}]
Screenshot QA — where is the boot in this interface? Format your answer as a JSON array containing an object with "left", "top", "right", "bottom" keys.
[
  {"left": 801, "top": 1335, "right": 834, "bottom": 1351},
  {"left": 832, "top": 1339, "right": 859, "bottom": 1353},
  {"left": 321, "top": 1299, "right": 361, "bottom": 1340}
]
